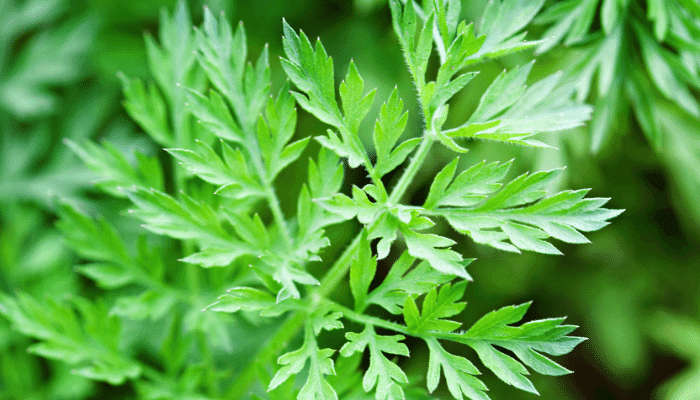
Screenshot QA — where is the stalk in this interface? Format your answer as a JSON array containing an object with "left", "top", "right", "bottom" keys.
[
  {"left": 245, "top": 126, "right": 294, "bottom": 252},
  {"left": 223, "top": 126, "right": 436, "bottom": 398},
  {"left": 224, "top": 311, "right": 307, "bottom": 398}
]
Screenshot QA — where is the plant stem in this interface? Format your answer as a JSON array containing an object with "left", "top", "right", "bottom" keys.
[
  {"left": 172, "top": 84, "right": 201, "bottom": 295},
  {"left": 223, "top": 130, "right": 436, "bottom": 398},
  {"left": 324, "top": 300, "right": 411, "bottom": 335},
  {"left": 224, "top": 311, "right": 307, "bottom": 399},
  {"left": 245, "top": 129, "right": 294, "bottom": 251},
  {"left": 389, "top": 133, "right": 435, "bottom": 204},
  {"left": 341, "top": 125, "right": 388, "bottom": 202},
  {"left": 265, "top": 185, "right": 293, "bottom": 250},
  {"left": 322, "top": 300, "right": 491, "bottom": 345},
  {"left": 197, "top": 330, "right": 221, "bottom": 397}
]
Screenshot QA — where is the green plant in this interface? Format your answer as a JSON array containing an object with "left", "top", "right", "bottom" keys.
[
  {"left": 532, "top": 0, "right": 700, "bottom": 227},
  {"left": 0, "top": 1, "right": 101, "bottom": 398},
  {"left": 0, "top": 1, "right": 623, "bottom": 399},
  {"left": 529, "top": 2, "right": 700, "bottom": 395}
]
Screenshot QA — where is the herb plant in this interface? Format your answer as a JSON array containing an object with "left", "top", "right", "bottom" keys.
[
  {"left": 530, "top": 2, "right": 700, "bottom": 397},
  {"left": 533, "top": 0, "right": 700, "bottom": 228},
  {"left": 0, "top": 1, "right": 99, "bottom": 398},
  {"left": 0, "top": 1, "right": 623, "bottom": 399}
]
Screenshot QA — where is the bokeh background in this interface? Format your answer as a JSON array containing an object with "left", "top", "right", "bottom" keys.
[{"left": 1, "top": 0, "right": 699, "bottom": 399}]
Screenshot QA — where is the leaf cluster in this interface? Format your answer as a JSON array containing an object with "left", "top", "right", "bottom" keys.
[{"left": 0, "top": 1, "right": 625, "bottom": 400}]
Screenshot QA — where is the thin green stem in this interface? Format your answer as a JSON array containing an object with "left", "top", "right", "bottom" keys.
[
  {"left": 316, "top": 233, "right": 364, "bottom": 295},
  {"left": 244, "top": 129, "right": 294, "bottom": 251},
  {"left": 340, "top": 125, "right": 389, "bottom": 202},
  {"left": 224, "top": 311, "right": 308, "bottom": 399},
  {"left": 171, "top": 85, "right": 201, "bottom": 295},
  {"left": 265, "top": 185, "right": 293, "bottom": 250},
  {"left": 223, "top": 8, "right": 444, "bottom": 395},
  {"left": 323, "top": 300, "right": 487, "bottom": 345},
  {"left": 223, "top": 225, "right": 371, "bottom": 399},
  {"left": 365, "top": 164, "right": 388, "bottom": 202},
  {"left": 388, "top": 133, "right": 435, "bottom": 204},
  {"left": 223, "top": 103, "right": 437, "bottom": 400},
  {"left": 197, "top": 330, "right": 221, "bottom": 397},
  {"left": 323, "top": 300, "right": 411, "bottom": 335}
]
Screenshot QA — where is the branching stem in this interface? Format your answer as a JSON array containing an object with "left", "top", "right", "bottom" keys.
[{"left": 223, "top": 124, "right": 438, "bottom": 399}]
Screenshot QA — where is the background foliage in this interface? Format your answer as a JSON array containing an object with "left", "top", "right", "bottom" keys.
[{"left": 1, "top": 0, "right": 699, "bottom": 399}]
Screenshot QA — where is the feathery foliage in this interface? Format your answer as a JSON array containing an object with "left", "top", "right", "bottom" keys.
[
  {"left": 532, "top": 0, "right": 700, "bottom": 227},
  {"left": 0, "top": 1, "right": 625, "bottom": 399}
]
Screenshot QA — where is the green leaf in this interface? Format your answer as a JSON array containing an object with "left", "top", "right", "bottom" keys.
[
  {"left": 433, "top": 0, "right": 462, "bottom": 53},
  {"left": 58, "top": 204, "right": 169, "bottom": 293},
  {"left": 476, "top": 0, "right": 545, "bottom": 59},
  {"left": 448, "top": 303, "right": 584, "bottom": 394},
  {"left": 678, "top": 0, "right": 700, "bottom": 17},
  {"left": 270, "top": 328, "right": 338, "bottom": 400},
  {"left": 110, "top": 290, "right": 178, "bottom": 321},
  {"left": 280, "top": 39, "right": 374, "bottom": 171},
  {"left": 340, "top": 325, "right": 409, "bottom": 400},
  {"left": 282, "top": 20, "right": 343, "bottom": 128},
  {"left": 311, "top": 310, "right": 345, "bottom": 335},
  {"left": 403, "top": 281, "right": 467, "bottom": 333},
  {"left": 184, "top": 88, "right": 244, "bottom": 143},
  {"left": 293, "top": 149, "right": 346, "bottom": 264},
  {"left": 350, "top": 230, "right": 377, "bottom": 312},
  {"left": 424, "top": 160, "right": 510, "bottom": 210},
  {"left": 469, "top": 342, "right": 537, "bottom": 394},
  {"left": 320, "top": 186, "right": 383, "bottom": 224},
  {"left": 66, "top": 139, "right": 164, "bottom": 197},
  {"left": 76, "top": 263, "right": 133, "bottom": 289},
  {"left": 389, "top": 0, "right": 417, "bottom": 56},
  {"left": 295, "top": 187, "right": 335, "bottom": 261},
  {"left": 340, "top": 61, "right": 377, "bottom": 134},
  {"left": 533, "top": 0, "right": 598, "bottom": 54},
  {"left": 326, "top": 353, "right": 365, "bottom": 398},
  {"left": 401, "top": 228, "right": 472, "bottom": 280},
  {"left": 414, "top": 12, "right": 436, "bottom": 79},
  {"left": 466, "top": 303, "right": 531, "bottom": 338},
  {"left": 635, "top": 22, "right": 700, "bottom": 117},
  {"left": 180, "top": 245, "right": 255, "bottom": 268},
  {"left": 429, "top": 72, "right": 478, "bottom": 112},
  {"left": 459, "top": 78, "right": 592, "bottom": 147},
  {"left": 0, "top": 293, "right": 141, "bottom": 385},
  {"left": 315, "top": 130, "right": 367, "bottom": 169},
  {"left": 146, "top": 0, "right": 197, "bottom": 105},
  {"left": 647, "top": 0, "right": 669, "bottom": 40},
  {"left": 430, "top": 166, "right": 623, "bottom": 254},
  {"left": 57, "top": 203, "right": 131, "bottom": 267},
  {"left": 118, "top": 74, "right": 172, "bottom": 147},
  {"left": 469, "top": 63, "right": 533, "bottom": 123},
  {"left": 125, "top": 187, "right": 236, "bottom": 247},
  {"left": 195, "top": 8, "right": 270, "bottom": 128},
  {"left": 426, "top": 338, "right": 489, "bottom": 400},
  {"left": 272, "top": 261, "right": 321, "bottom": 302},
  {"left": 559, "top": 26, "right": 622, "bottom": 108},
  {"left": 367, "top": 252, "right": 455, "bottom": 314},
  {"left": 167, "top": 139, "right": 265, "bottom": 200},
  {"left": 308, "top": 147, "right": 344, "bottom": 199},
  {"left": 204, "top": 287, "right": 278, "bottom": 314},
  {"left": 0, "top": 17, "right": 95, "bottom": 119},
  {"left": 257, "top": 84, "right": 309, "bottom": 180},
  {"left": 373, "top": 88, "right": 417, "bottom": 178},
  {"left": 437, "top": 22, "right": 485, "bottom": 84},
  {"left": 437, "top": 170, "right": 623, "bottom": 254},
  {"left": 423, "top": 158, "right": 459, "bottom": 210}
]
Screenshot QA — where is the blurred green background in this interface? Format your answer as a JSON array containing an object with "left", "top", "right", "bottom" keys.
[{"left": 1, "top": 0, "right": 699, "bottom": 399}]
